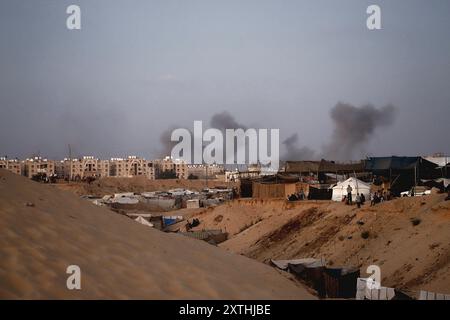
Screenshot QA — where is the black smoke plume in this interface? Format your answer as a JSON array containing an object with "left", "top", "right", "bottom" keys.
[
  {"left": 282, "top": 133, "right": 317, "bottom": 161},
  {"left": 323, "top": 103, "right": 396, "bottom": 160}
]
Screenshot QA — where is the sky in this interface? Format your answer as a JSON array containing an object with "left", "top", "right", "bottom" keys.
[{"left": 1, "top": 0, "right": 449, "bottom": 161}]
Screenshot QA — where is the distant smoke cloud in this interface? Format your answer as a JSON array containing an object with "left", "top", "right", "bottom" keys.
[
  {"left": 210, "top": 111, "right": 247, "bottom": 131},
  {"left": 158, "top": 125, "right": 183, "bottom": 158},
  {"left": 281, "top": 102, "right": 397, "bottom": 161},
  {"left": 282, "top": 133, "right": 317, "bottom": 161},
  {"left": 323, "top": 103, "right": 397, "bottom": 161},
  {"left": 160, "top": 104, "right": 397, "bottom": 163},
  {"left": 159, "top": 111, "right": 250, "bottom": 165}
]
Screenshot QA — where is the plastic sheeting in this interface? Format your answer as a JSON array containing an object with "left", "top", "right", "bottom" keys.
[
  {"left": 134, "top": 216, "right": 154, "bottom": 227},
  {"left": 356, "top": 278, "right": 395, "bottom": 300},
  {"left": 271, "top": 258, "right": 325, "bottom": 271}
]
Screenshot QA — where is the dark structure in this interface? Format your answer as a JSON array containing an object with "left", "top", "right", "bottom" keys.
[
  {"left": 365, "top": 156, "right": 438, "bottom": 196},
  {"left": 284, "top": 159, "right": 366, "bottom": 183}
]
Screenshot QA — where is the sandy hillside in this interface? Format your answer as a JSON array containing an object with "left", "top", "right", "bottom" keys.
[
  {"left": 186, "top": 197, "right": 450, "bottom": 295},
  {"left": 0, "top": 169, "right": 314, "bottom": 299},
  {"left": 55, "top": 176, "right": 236, "bottom": 197}
]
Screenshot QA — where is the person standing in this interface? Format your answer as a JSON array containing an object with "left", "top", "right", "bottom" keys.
[
  {"left": 355, "top": 193, "right": 362, "bottom": 208},
  {"left": 347, "top": 184, "right": 353, "bottom": 205}
]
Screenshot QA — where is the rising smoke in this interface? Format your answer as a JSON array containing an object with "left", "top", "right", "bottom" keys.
[
  {"left": 282, "top": 133, "right": 317, "bottom": 161},
  {"left": 160, "top": 103, "right": 397, "bottom": 162},
  {"left": 158, "top": 111, "right": 247, "bottom": 159},
  {"left": 282, "top": 102, "right": 397, "bottom": 161},
  {"left": 210, "top": 111, "right": 247, "bottom": 131},
  {"left": 322, "top": 103, "right": 397, "bottom": 161}
]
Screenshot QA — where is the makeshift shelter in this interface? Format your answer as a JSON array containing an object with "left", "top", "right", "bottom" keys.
[
  {"left": 186, "top": 199, "right": 200, "bottom": 208},
  {"left": 285, "top": 160, "right": 365, "bottom": 174},
  {"left": 180, "top": 230, "right": 228, "bottom": 245},
  {"left": 324, "top": 267, "right": 360, "bottom": 298},
  {"left": 365, "top": 156, "right": 439, "bottom": 195},
  {"left": 134, "top": 216, "right": 154, "bottom": 228},
  {"left": 239, "top": 178, "right": 254, "bottom": 198},
  {"left": 308, "top": 184, "right": 332, "bottom": 200},
  {"left": 418, "top": 290, "right": 450, "bottom": 300},
  {"left": 355, "top": 278, "right": 395, "bottom": 300},
  {"left": 249, "top": 174, "right": 301, "bottom": 199},
  {"left": 252, "top": 182, "right": 296, "bottom": 199},
  {"left": 331, "top": 177, "right": 371, "bottom": 202}
]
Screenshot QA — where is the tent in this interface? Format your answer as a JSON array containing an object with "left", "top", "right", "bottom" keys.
[
  {"left": 331, "top": 177, "right": 371, "bottom": 202},
  {"left": 134, "top": 216, "right": 154, "bottom": 227}
]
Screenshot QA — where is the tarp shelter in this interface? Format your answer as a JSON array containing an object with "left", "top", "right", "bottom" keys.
[
  {"left": 285, "top": 160, "right": 365, "bottom": 174},
  {"left": 324, "top": 267, "right": 360, "bottom": 298},
  {"left": 271, "top": 258, "right": 326, "bottom": 271},
  {"left": 356, "top": 278, "right": 395, "bottom": 300},
  {"left": 418, "top": 290, "right": 450, "bottom": 300},
  {"left": 134, "top": 216, "right": 154, "bottom": 227},
  {"left": 186, "top": 199, "right": 200, "bottom": 208},
  {"left": 162, "top": 215, "right": 183, "bottom": 227},
  {"left": 365, "top": 156, "right": 439, "bottom": 195},
  {"left": 180, "top": 230, "right": 228, "bottom": 245},
  {"left": 331, "top": 177, "right": 371, "bottom": 202},
  {"left": 252, "top": 182, "right": 297, "bottom": 199}
]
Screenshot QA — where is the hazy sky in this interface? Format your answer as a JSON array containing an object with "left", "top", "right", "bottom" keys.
[{"left": 1, "top": 0, "right": 449, "bottom": 160}]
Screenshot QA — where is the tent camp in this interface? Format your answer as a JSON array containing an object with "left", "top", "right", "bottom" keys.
[{"left": 331, "top": 177, "right": 371, "bottom": 202}]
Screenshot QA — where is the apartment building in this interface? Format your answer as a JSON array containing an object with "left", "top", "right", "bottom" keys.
[
  {"left": 23, "top": 157, "right": 55, "bottom": 178},
  {"left": 59, "top": 156, "right": 110, "bottom": 180},
  {"left": 0, "top": 157, "right": 21, "bottom": 175},
  {"left": 187, "top": 164, "right": 224, "bottom": 179},
  {"left": 154, "top": 156, "right": 188, "bottom": 179},
  {"left": 109, "top": 156, "right": 155, "bottom": 179}
]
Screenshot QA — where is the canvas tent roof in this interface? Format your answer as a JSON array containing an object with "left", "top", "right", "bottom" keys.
[
  {"left": 364, "top": 156, "right": 437, "bottom": 171},
  {"left": 331, "top": 177, "right": 371, "bottom": 202},
  {"left": 285, "top": 160, "right": 365, "bottom": 174},
  {"left": 424, "top": 156, "right": 450, "bottom": 168}
]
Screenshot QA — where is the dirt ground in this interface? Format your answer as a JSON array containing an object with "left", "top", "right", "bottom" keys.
[{"left": 182, "top": 196, "right": 450, "bottom": 296}]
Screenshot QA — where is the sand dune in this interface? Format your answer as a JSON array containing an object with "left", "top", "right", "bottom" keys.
[{"left": 0, "top": 169, "right": 314, "bottom": 299}]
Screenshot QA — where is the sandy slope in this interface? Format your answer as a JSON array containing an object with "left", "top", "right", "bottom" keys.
[
  {"left": 186, "top": 197, "right": 450, "bottom": 295},
  {"left": 0, "top": 170, "right": 314, "bottom": 299}
]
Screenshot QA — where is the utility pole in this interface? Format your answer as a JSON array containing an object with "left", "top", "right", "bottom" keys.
[
  {"left": 205, "top": 164, "right": 208, "bottom": 188},
  {"left": 68, "top": 144, "right": 72, "bottom": 182}
]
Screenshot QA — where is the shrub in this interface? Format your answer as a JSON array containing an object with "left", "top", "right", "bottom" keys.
[{"left": 361, "top": 231, "right": 370, "bottom": 239}]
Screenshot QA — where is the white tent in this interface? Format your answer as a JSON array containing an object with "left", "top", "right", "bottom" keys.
[
  {"left": 331, "top": 177, "right": 371, "bottom": 202},
  {"left": 134, "top": 216, "right": 154, "bottom": 227}
]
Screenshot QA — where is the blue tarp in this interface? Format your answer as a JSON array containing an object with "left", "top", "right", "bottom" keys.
[{"left": 162, "top": 217, "right": 177, "bottom": 226}]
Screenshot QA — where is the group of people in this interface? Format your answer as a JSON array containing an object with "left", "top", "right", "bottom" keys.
[
  {"left": 287, "top": 190, "right": 306, "bottom": 201},
  {"left": 344, "top": 185, "right": 390, "bottom": 208},
  {"left": 343, "top": 185, "right": 366, "bottom": 208},
  {"left": 370, "top": 190, "right": 390, "bottom": 206}
]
